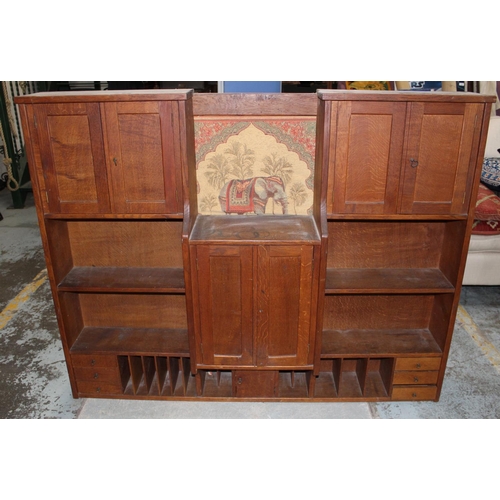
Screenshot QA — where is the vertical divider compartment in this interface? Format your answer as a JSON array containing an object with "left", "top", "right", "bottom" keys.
[
  {"left": 338, "top": 359, "right": 365, "bottom": 398},
  {"left": 277, "top": 371, "right": 311, "bottom": 398},
  {"left": 118, "top": 355, "right": 193, "bottom": 397},
  {"left": 316, "top": 357, "right": 395, "bottom": 399},
  {"left": 129, "top": 356, "right": 144, "bottom": 394},
  {"left": 197, "top": 370, "right": 233, "bottom": 397}
]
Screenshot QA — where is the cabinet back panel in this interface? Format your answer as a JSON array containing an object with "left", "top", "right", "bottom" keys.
[
  {"left": 327, "top": 221, "right": 445, "bottom": 269},
  {"left": 67, "top": 221, "right": 183, "bottom": 268},
  {"left": 323, "top": 295, "right": 434, "bottom": 330},
  {"left": 79, "top": 294, "right": 187, "bottom": 329}
]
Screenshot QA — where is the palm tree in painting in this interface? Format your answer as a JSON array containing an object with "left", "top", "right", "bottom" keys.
[
  {"left": 289, "top": 182, "right": 308, "bottom": 215},
  {"left": 225, "top": 141, "right": 255, "bottom": 179},
  {"left": 200, "top": 193, "right": 219, "bottom": 213},
  {"left": 261, "top": 152, "right": 294, "bottom": 214},
  {"left": 262, "top": 152, "right": 294, "bottom": 186},
  {"left": 204, "top": 154, "right": 232, "bottom": 190}
]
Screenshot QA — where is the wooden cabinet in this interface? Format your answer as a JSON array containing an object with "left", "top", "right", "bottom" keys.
[
  {"left": 191, "top": 243, "right": 317, "bottom": 368},
  {"left": 188, "top": 215, "right": 320, "bottom": 371},
  {"left": 316, "top": 90, "right": 493, "bottom": 401},
  {"left": 31, "top": 93, "right": 188, "bottom": 215},
  {"left": 17, "top": 90, "right": 194, "bottom": 399},
  {"left": 16, "top": 89, "right": 494, "bottom": 402},
  {"left": 325, "top": 95, "right": 483, "bottom": 216}
]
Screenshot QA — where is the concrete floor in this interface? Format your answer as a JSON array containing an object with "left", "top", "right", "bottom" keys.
[{"left": 1, "top": 187, "right": 500, "bottom": 419}]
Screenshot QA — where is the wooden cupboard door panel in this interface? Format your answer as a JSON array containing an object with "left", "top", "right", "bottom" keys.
[
  {"left": 400, "top": 102, "right": 482, "bottom": 215},
  {"left": 34, "top": 103, "right": 110, "bottom": 213},
  {"left": 331, "top": 101, "right": 406, "bottom": 214},
  {"left": 256, "top": 245, "right": 314, "bottom": 367},
  {"left": 103, "top": 101, "right": 183, "bottom": 214},
  {"left": 196, "top": 246, "right": 253, "bottom": 366}
]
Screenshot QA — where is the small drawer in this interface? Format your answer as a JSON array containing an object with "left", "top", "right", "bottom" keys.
[
  {"left": 76, "top": 380, "right": 124, "bottom": 395},
  {"left": 394, "top": 357, "right": 441, "bottom": 372},
  {"left": 392, "top": 385, "right": 438, "bottom": 401},
  {"left": 233, "top": 370, "right": 278, "bottom": 398},
  {"left": 74, "top": 366, "right": 124, "bottom": 395},
  {"left": 74, "top": 366, "right": 122, "bottom": 384},
  {"left": 393, "top": 371, "right": 439, "bottom": 385},
  {"left": 71, "top": 354, "right": 118, "bottom": 369}
]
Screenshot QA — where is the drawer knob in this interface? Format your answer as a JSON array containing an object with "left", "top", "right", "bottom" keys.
[
  {"left": 414, "top": 377, "right": 419, "bottom": 383},
  {"left": 410, "top": 158, "right": 419, "bottom": 168},
  {"left": 91, "top": 359, "right": 96, "bottom": 366},
  {"left": 94, "top": 373, "right": 99, "bottom": 379},
  {"left": 412, "top": 392, "right": 417, "bottom": 398},
  {"left": 416, "top": 363, "right": 421, "bottom": 369},
  {"left": 238, "top": 377, "right": 243, "bottom": 385},
  {"left": 96, "top": 387, "right": 101, "bottom": 393}
]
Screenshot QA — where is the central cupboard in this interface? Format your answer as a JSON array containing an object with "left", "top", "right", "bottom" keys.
[{"left": 15, "top": 89, "right": 494, "bottom": 401}]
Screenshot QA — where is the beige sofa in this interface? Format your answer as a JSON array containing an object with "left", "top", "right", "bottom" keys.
[{"left": 463, "top": 116, "right": 500, "bottom": 285}]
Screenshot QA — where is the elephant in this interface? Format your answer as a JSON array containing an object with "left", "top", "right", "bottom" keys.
[{"left": 219, "top": 176, "right": 289, "bottom": 215}]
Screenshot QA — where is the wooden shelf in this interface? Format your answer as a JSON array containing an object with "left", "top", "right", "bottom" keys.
[
  {"left": 325, "top": 268, "right": 455, "bottom": 294},
  {"left": 189, "top": 215, "right": 321, "bottom": 244},
  {"left": 58, "top": 267, "right": 185, "bottom": 293},
  {"left": 321, "top": 329, "right": 443, "bottom": 357},
  {"left": 70, "top": 327, "right": 190, "bottom": 356}
]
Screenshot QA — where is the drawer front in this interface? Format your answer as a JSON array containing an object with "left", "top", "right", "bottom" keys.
[
  {"left": 393, "top": 371, "right": 439, "bottom": 385},
  {"left": 394, "top": 357, "right": 441, "bottom": 372},
  {"left": 77, "top": 380, "right": 124, "bottom": 395},
  {"left": 74, "top": 366, "right": 124, "bottom": 395},
  {"left": 392, "top": 385, "right": 438, "bottom": 401},
  {"left": 232, "top": 371, "right": 278, "bottom": 398},
  {"left": 71, "top": 354, "right": 118, "bottom": 369},
  {"left": 74, "top": 366, "right": 122, "bottom": 384}
]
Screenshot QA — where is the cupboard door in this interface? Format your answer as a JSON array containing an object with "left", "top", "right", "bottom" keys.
[
  {"left": 256, "top": 245, "right": 315, "bottom": 367},
  {"left": 399, "top": 102, "right": 482, "bottom": 215},
  {"left": 34, "top": 103, "right": 110, "bottom": 214},
  {"left": 195, "top": 245, "right": 254, "bottom": 366},
  {"left": 103, "top": 101, "right": 184, "bottom": 214},
  {"left": 330, "top": 101, "right": 406, "bottom": 214}
]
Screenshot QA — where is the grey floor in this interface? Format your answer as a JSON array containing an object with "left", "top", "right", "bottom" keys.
[{"left": 1, "top": 188, "right": 500, "bottom": 419}]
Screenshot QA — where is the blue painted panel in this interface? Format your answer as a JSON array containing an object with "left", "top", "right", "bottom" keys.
[{"left": 223, "top": 81, "right": 281, "bottom": 93}]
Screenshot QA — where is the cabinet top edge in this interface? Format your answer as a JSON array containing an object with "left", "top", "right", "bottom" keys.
[
  {"left": 317, "top": 89, "right": 497, "bottom": 103},
  {"left": 14, "top": 89, "right": 194, "bottom": 103}
]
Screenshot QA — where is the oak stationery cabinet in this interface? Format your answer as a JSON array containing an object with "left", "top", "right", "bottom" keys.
[{"left": 16, "top": 89, "right": 494, "bottom": 401}]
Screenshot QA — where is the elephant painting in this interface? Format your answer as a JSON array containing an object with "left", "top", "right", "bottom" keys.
[{"left": 219, "top": 176, "right": 289, "bottom": 215}]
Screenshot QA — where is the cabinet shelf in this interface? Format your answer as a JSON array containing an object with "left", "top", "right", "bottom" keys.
[
  {"left": 189, "top": 214, "right": 321, "bottom": 244},
  {"left": 58, "top": 267, "right": 185, "bottom": 293},
  {"left": 325, "top": 268, "right": 455, "bottom": 294},
  {"left": 70, "top": 327, "right": 190, "bottom": 356},
  {"left": 321, "top": 329, "right": 443, "bottom": 357}
]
